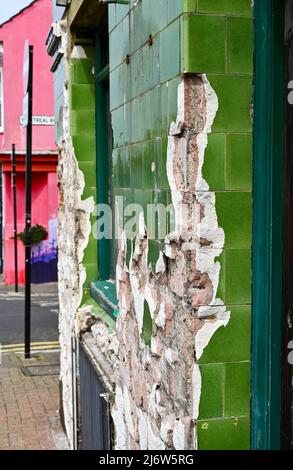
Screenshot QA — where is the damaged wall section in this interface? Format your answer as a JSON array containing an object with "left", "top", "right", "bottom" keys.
[
  {"left": 54, "top": 0, "right": 253, "bottom": 451},
  {"left": 112, "top": 74, "right": 229, "bottom": 450},
  {"left": 55, "top": 21, "right": 97, "bottom": 447}
]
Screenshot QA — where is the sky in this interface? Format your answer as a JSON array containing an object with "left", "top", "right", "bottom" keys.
[{"left": 0, "top": 0, "right": 33, "bottom": 25}]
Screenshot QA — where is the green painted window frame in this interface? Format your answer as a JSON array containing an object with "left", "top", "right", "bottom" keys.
[
  {"left": 95, "top": 17, "right": 111, "bottom": 281},
  {"left": 252, "top": 0, "right": 285, "bottom": 450}
]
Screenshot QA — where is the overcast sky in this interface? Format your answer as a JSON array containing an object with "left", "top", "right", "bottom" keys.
[{"left": 0, "top": 0, "right": 33, "bottom": 25}]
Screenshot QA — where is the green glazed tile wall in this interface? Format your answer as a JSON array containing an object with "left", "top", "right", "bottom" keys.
[
  {"left": 182, "top": 1, "right": 253, "bottom": 450},
  {"left": 109, "top": 0, "right": 184, "bottom": 297},
  {"left": 109, "top": 0, "right": 253, "bottom": 450},
  {"left": 70, "top": 48, "right": 98, "bottom": 301}
]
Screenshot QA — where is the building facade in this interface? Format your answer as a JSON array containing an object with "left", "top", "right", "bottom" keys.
[
  {"left": 0, "top": 0, "right": 58, "bottom": 285},
  {"left": 49, "top": 0, "right": 293, "bottom": 450}
]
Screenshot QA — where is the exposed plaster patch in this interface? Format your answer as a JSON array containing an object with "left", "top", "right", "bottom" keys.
[
  {"left": 71, "top": 45, "right": 87, "bottom": 59},
  {"left": 173, "top": 419, "right": 186, "bottom": 450},
  {"left": 55, "top": 21, "right": 101, "bottom": 449},
  {"left": 109, "top": 73, "right": 230, "bottom": 450}
]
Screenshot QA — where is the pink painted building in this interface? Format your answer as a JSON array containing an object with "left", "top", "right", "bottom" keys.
[{"left": 0, "top": 0, "right": 58, "bottom": 285}]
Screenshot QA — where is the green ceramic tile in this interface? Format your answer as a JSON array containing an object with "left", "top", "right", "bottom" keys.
[
  {"left": 151, "top": 86, "right": 162, "bottom": 139},
  {"left": 83, "top": 236, "right": 98, "bottom": 264},
  {"left": 182, "top": 14, "right": 226, "bottom": 73},
  {"left": 216, "top": 192, "right": 252, "bottom": 249},
  {"left": 168, "top": 0, "right": 183, "bottom": 23},
  {"left": 142, "top": 300, "right": 152, "bottom": 346},
  {"left": 82, "top": 46, "right": 94, "bottom": 60},
  {"left": 140, "top": 0, "right": 152, "bottom": 41},
  {"left": 72, "top": 135, "right": 96, "bottom": 161},
  {"left": 134, "top": 189, "right": 153, "bottom": 224},
  {"left": 197, "top": 0, "right": 252, "bottom": 16},
  {"left": 209, "top": 75, "right": 252, "bottom": 133},
  {"left": 216, "top": 251, "right": 225, "bottom": 300},
  {"left": 112, "top": 149, "right": 119, "bottom": 187},
  {"left": 75, "top": 59, "right": 94, "bottom": 85},
  {"left": 225, "top": 249, "right": 251, "bottom": 304},
  {"left": 71, "top": 110, "right": 95, "bottom": 137},
  {"left": 109, "top": 20, "right": 124, "bottom": 71},
  {"left": 197, "top": 417, "right": 250, "bottom": 450},
  {"left": 110, "top": 64, "right": 124, "bottom": 110},
  {"left": 84, "top": 262, "right": 99, "bottom": 283},
  {"left": 199, "top": 306, "right": 251, "bottom": 365},
  {"left": 224, "top": 362, "right": 250, "bottom": 417},
  {"left": 116, "top": 148, "right": 124, "bottom": 188},
  {"left": 227, "top": 18, "right": 253, "bottom": 74},
  {"left": 160, "top": 82, "right": 169, "bottom": 138},
  {"left": 198, "top": 364, "right": 225, "bottom": 419},
  {"left": 130, "top": 1, "right": 143, "bottom": 53},
  {"left": 168, "top": 76, "right": 180, "bottom": 126},
  {"left": 71, "top": 84, "right": 95, "bottom": 111},
  {"left": 130, "top": 145, "right": 143, "bottom": 189},
  {"left": 147, "top": 240, "right": 162, "bottom": 270},
  {"left": 183, "top": 0, "right": 197, "bottom": 13},
  {"left": 123, "top": 147, "right": 131, "bottom": 188},
  {"left": 226, "top": 134, "right": 252, "bottom": 191},
  {"left": 159, "top": 137, "right": 169, "bottom": 190},
  {"left": 160, "top": 19, "right": 180, "bottom": 82},
  {"left": 150, "top": 0, "right": 168, "bottom": 36},
  {"left": 78, "top": 162, "right": 96, "bottom": 187},
  {"left": 112, "top": 106, "right": 125, "bottom": 148},
  {"left": 150, "top": 34, "right": 160, "bottom": 89},
  {"left": 142, "top": 141, "right": 157, "bottom": 189},
  {"left": 150, "top": 190, "right": 169, "bottom": 241},
  {"left": 82, "top": 187, "right": 97, "bottom": 202},
  {"left": 202, "top": 134, "right": 225, "bottom": 190}
]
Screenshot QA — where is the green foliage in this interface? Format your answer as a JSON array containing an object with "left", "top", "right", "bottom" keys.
[{"left": 16, "top": 224, "right": 48, "bottom": 246}]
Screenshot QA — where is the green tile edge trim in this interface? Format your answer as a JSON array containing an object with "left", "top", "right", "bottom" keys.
[
  {"left": 83, "top": 298, "right": 116, "bottom": 333},
  {"left": 90, "top": 281, "right": 119, "bottom": 321}
]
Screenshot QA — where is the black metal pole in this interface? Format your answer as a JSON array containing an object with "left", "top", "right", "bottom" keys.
[
  {"left": 24, "top": 45, "right": 33, "bottom": 359},
  {"left": 12, "top": 144, "right": 18, "bottom": 293},
  {"left": 0, "top": 163, "right": 3, "bottom": 275}
]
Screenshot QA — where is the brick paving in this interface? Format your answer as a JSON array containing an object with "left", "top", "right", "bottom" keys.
[{"left": 0, "top": 351, "right": 67, "bottom": 450}]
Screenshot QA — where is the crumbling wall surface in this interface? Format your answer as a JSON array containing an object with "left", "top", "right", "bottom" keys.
[
  {"left": 112, "top": 75, "right": 229, "bottom": 450},
  {"left": 56, "top": 21, "right": 95, "bottom": 447}
]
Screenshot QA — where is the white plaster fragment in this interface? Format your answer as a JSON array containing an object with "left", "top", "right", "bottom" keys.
[
  {"left": 155, "top": 251, "right": 165, "bottom": 274},
  {"left": 136, "top": 408, "right": 148, "bottom": 450},
  {"left": 155, "top": 300, "right": 166, "bottom": 329},
  {"left": 195, "top": 311, "right": 230, "bottom": 361},
  {"left": 71, "top": 45, "right": 87, "bottom": 59},
  {"left": 192, "top": 364, "right": 202, "bottom": 421},
  {"left": 173, "top": 419, "right": 186, "bottom": 450},
  {"left": 112, "top": 386, "right": 127, "bottom": 450},
  {"left": 144, "top": 285, "right": 156, "bottom": 319},
  {"left": 129, "top": 274, "right": 145, "bottom": 334}
]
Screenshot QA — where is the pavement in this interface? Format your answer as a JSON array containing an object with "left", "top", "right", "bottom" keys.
[
  {"left": 0, "top": 351, "right": 68, "bottom": 450},
  {"left": 0, "top": 282, "right": 68, "bottom": 450}
]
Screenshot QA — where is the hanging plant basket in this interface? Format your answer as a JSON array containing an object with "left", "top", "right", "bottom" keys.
[{"left": 16, "top": 224, "right": 48, "bottom": 246}]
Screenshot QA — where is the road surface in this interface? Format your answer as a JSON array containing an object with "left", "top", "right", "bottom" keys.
[{"left": 0, "top": 291, "right": 59, "bottom": 345}]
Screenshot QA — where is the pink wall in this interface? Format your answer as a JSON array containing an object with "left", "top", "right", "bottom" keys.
[
  {"left": 3, "top": 171, "right": 58, "bottom": 284},
  {"left": 0, "top": 0, "right": 56, "bottom": 153},
  {"left": 0, "top": 0, "right": 58, "bottom": 284}
]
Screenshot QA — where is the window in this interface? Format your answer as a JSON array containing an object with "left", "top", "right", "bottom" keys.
[
  {"left": 95, "top": 16, "right": 113, "bottom": 281},
  {"left": 0, "top": 44, "right": 3, "bottom": 133}
]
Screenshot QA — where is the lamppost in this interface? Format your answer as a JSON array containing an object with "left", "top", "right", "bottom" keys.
[{"left": 11, "top": 144, "right": 18, "bottom": 293}]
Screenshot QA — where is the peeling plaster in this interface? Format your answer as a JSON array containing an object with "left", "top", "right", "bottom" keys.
[
  {"left": 111, "top": 74, "right": 230, "bottom": 450},
  {"left": 55, "top": 22, "right": 98, "bottom": 449}
]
